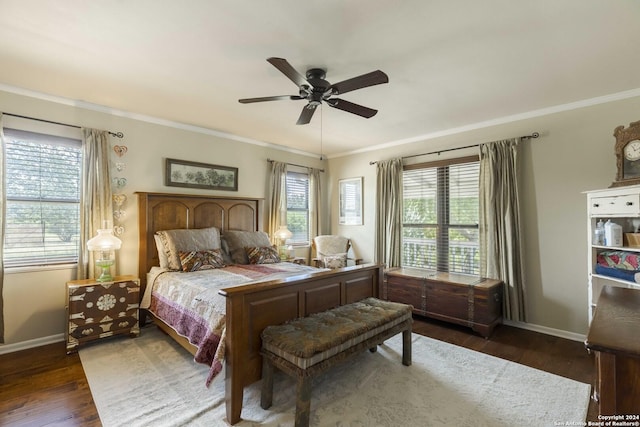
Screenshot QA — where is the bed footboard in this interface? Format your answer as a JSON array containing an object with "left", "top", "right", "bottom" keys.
[{"left": 219, "top": 263, "right": 383, "bottom": 425}]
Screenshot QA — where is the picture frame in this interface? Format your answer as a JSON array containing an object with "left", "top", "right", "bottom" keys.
[
  {"left": 339, "top": 176, "right": 363, "bottom": 225},
  {"left": 165, "top": 158, "right": 238, "bottom": 191}
]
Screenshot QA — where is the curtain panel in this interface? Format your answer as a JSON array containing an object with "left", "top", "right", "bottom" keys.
[
  {"left": 268, "top": 161, "right": 287, "bottom": 244},
  {"left": 479, "top": 138, "right": 526, "bottom": 322},
  {"left": 375, "top": 158, "right": 403, "bottom": 267},
  {"left": 308, "top": 167, "right": 322, "bottom": 264},
  {"left": 0, "top": 115, "right": 6, "bottom": 343},
  {"left": 77, "top": 129, "right": 113, "bottom": 280}
]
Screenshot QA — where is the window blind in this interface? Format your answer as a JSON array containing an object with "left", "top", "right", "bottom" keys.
[
  {"left": 286, "top": 171, "right": 310, "bottom": 245},
  {"left": 402, "top": 159, "right": 479, "bottom": 275},
  {"left": 3, "top": 128, "right": 82, "bottom": 267}
]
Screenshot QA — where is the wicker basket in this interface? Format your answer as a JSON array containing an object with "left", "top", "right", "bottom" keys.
[{"left": 624, "top": 233, "right": 640, "bottom": 247}]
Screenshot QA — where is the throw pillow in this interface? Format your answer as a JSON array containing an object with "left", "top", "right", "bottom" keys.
[
  {"left": 245, "top": 246, "right": 281, "bottom": 264},
  {"left": 323, "top": 253, "right": 347, "bottom": 269},
  {"left": 179, "top": 249, "right": 226, "bottom": 272}
]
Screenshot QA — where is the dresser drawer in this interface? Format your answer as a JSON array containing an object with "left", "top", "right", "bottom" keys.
[{"left": 590, "top": 194, "right": 640, "bottom": 216}]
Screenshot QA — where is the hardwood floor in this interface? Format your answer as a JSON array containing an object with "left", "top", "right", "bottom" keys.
[{"left": 0, "top": 317, "right": 597, "bottom": 426}]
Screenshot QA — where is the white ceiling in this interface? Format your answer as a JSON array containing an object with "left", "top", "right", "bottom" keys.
[{"left": 1, "top": 1, "right": 640, "bottom": 157}]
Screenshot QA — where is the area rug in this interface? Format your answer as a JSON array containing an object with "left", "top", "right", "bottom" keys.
[{"left": 80, "top": 326, "right": 590, "bottom": 426}]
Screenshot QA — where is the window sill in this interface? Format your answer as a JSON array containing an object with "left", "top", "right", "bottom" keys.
[{"left": 4, "top": 263, "right": 77, "bottom": 274}]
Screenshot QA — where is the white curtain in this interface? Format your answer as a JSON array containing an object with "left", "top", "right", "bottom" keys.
[
  {"left": 0, "top": 115, "right": 6, "bottom": 343},
  {"left": 77, "top": 129, "right": 113, "bottom": 280},
  {"left": 268, "top": 161, "right": 287, "bottom": 244},
  {"left": 375, "top": 158, "right": 403, "bottom": 267},
  {"left": 479, "top": 138, "right": 526, "bottom": 322}
]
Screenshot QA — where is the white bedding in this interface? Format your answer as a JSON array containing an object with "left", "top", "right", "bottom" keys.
[{"left": 142, "top": 262, "right": 324, "bottom": 385}]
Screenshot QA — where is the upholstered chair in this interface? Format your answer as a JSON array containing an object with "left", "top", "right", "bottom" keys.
[{"left": 312, "top": 235, "right": 363, "bottom": 269}]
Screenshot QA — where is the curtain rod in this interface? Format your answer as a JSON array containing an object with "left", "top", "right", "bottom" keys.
[
  {"left": 267, "top": 158, "right": 325, "bottom": 173},
  {"left": 369, "top": 132, "right": 539, "bottom": 165},
  {"left": 2, "top": 112, "right": 124, "bottom": 138}
]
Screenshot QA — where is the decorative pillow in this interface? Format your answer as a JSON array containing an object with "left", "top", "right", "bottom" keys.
[
  {"left": 156, "top": 227, "right": 221, "bottom": 271},
  {"left": 245, "top": 246, "right": 281, "bottom": 264},
  {"left": 178, "top": 249, "right": 226, "bottom": 272},
  {"left": 223, "top": 230, "right": 272, "bottom": 264},
  {"left": 219, "top": 237, "right": 233, "bottom": 265},
  {"left": 154, "top": 234, "right": 170, "bottom": 269},
  {"left": 323, "top": 253, "right": 347, "bottom": 269}
]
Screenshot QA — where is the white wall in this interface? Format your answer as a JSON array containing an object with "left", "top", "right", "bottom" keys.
[
  {"left": 328, "top": 94, "right": 640, "bottom": 336},
  {"left": 3, "top": 87, "right": 639, "bottom": 348},
  {"left": 0, "top": 89, "right": 326, "bottom": 347}
]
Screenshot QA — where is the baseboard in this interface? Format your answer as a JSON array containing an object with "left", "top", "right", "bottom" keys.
[
  {"left": 0, "top": 322, "right": 586, "bottom": 354},
  {"left": 0, "top": 333, "right": 64, "bottom": 355},
  {"left": 504, "top": 319, "right": 586, "bottom": 342}
]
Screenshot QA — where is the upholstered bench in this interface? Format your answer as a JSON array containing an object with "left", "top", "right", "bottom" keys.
[{"left": 260, "top": 297, "right": 413, "bottom": 427}]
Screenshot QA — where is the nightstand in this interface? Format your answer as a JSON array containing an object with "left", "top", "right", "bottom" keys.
[{"left": 65, "top": 274, "right": 140, "bottom": 354}]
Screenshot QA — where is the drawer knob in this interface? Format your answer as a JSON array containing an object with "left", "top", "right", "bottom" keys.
[
  {"left": 593, "top": 203, "right": 600, "bottom": 207},
  {"left": 627, "top": 202, "right": 634, "bottom": 206}
]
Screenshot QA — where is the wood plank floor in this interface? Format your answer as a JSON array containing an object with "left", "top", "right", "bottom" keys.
[{"left": 0, "top": 317, "right": 597, "bottom": 426}]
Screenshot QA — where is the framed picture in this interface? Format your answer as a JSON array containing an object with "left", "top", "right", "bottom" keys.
[
  {"left": 165, "top": 158, "right": 238, "bottom": 191},
  {"left": 339, "top": 177, "right": 363, "bottom": 225}
]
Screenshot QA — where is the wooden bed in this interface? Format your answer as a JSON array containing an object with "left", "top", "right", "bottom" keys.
[{"left": 136, "top": 192, "right": 383, "bottom": 425}]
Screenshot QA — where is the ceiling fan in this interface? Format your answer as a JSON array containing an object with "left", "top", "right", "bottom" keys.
[{"left": 239, "top": 57, "right": 388, "bottom": 125}]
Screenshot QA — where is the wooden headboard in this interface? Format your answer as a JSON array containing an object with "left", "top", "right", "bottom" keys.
[{"left": 136, "top": 192, "right": 264, "bottom": 287}]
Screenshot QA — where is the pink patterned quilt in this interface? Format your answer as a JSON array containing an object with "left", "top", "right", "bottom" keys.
[{"left": 145, "top": 262, "right": 321, "bottom": 386}]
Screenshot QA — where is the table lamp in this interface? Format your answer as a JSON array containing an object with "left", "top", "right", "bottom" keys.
[
  {"left": 87, "top": 225, "right": 122, "bottom": 282},
  {"left": 274, "top": 226, "right": 292, "bottom": 259}
]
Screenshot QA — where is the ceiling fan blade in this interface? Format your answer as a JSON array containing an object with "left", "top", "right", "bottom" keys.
[
  {"left": 239, "top": 95, "right": 303, "bottom": 103},
  {"left": 296, "top": 104, "right": 317, "bottom": 125},
  {"left": 325, "top": 98, "right": 378, "bottom": 118},
  {"left": 267, "top": 57, "right": 311, "bottom": 88},
  {"left": 329, "top": 70, "right": 388, "bottom": 95}
]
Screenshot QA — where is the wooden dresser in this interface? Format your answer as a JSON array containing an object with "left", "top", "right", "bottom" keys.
[
  {"left": 585, "top": 285, "right": 640, "bottom": 415},
  {"left": 384, "top": 267, "right": 503, "bottom": 337}
]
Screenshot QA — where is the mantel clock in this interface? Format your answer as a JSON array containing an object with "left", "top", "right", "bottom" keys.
[{"left": 611, "top": 120, "right": 640, "bottom": 187}]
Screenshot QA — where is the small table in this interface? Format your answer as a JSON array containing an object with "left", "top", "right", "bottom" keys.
[{"left": 585, "top": 285, "right": 640, "bottom": 415}]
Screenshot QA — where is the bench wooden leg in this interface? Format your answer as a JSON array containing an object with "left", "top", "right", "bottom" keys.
[
  {"left": 295, "top": 376, "right": 312, "bottom": 427},
  {"left": 261, "top": 357, "right": 274, "bottom": 409},
  {"left": 402, "top": 328, "right": 412, "bottom": 366}
]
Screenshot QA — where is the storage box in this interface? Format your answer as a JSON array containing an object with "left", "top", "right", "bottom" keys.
[
  {"left": 383, "top": 267, "right": 503, "bottom": 337},
  {"left": 624, "top": 233, "right": 640, "bottom": 247}
]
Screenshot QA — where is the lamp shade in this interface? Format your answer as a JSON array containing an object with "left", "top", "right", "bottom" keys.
[
  {"left": 275, "top": 226, "right": 292, "bottom": 241},
  {"left": 87, "top": 228, "right": 122, "bottom": 252}
]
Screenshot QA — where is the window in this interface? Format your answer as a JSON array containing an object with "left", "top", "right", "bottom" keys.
[
  {"left": 3, "top": 128, "right": 82, "bottom": 268},
  {"left": 402, "top": 156, "right": 479, "bottom": 275},
  {"left": 285, "top": 170, "right": 310, "bottom": 245}
]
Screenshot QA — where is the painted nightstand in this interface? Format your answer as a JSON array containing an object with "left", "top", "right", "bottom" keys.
[{"left": 65, "top": 274, "right": 140, "bottom": 354}]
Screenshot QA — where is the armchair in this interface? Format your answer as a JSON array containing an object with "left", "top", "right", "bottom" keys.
[{"left": 312, "top": 235, "right": 363, "bottom": 269}]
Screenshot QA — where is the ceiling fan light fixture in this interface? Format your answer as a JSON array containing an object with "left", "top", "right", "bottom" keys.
[{"left": 239, "top": 57, "right": 388, "bottom": 125}]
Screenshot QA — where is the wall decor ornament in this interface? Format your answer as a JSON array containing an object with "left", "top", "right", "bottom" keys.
[
  {"left": 112, "top": 193, "right": 127, "bottom": 208},
  {"left": 113, "top": 145, "right": 128, "bottom": 157},
  {"left": 113, "top": 225, "right": 125, "bottom": 237},
  {"left": 165, "top": 158, "right": 238, "bottom": 191},
  {"left": 112, "top": 177, "right": 127, "bottom": 189}
]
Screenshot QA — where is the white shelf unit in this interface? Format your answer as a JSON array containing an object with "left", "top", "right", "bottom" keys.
[{"left": 586, "top": 185, "right": 640, "bottom": 323}]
